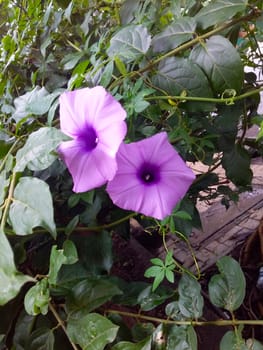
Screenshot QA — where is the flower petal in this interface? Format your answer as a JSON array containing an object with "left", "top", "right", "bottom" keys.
[
  {"left": 59, "top": 86, "right": 126, "bottom": 137},
  {"left": 59, "top": 141, "right": 117, "bottom": 192},
  {"left": 107, "top": 132, "right": 195, "bottom": 219}
]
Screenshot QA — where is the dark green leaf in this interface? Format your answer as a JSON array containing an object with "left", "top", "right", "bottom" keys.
[
  {"left": 72, "top": 231, "right": 113, "bottom": 274},
  {"left": 27, "top": 327, "right": 54, "bottom": 350},
  {"left": 195, "top": 0, "right": 247, "bottom": 29},
  {"left": 152, "top": 17, "right": 196, "bottom": 53},
  {"left": 107, "top": 25, "right": 151, "bottom": 63},
  {"left": 66, "top": 277, "right": 122, "bottom": 314},
  {"left": 208, "top": 256, "right": 246, "bottom": 311},
  {"left": 137, "top": 285, "right": 174, "bottom": 311},
  {"left": 15, "top": 127, "right": 67, "bottom": 172},
  {"left": 190, "top": 35, "right": 243, "bottom": 93},
  {"left": 153, "top": 57, "right": 214, "bottom": 111},
  {"left": 112, "top": 338, "right": 152, "bottom": 350},
  {"left": 67, "top": 312, "right": 119, "bottom": 350},
  {"left": 9, "top": 177, "right": 56, "bottom": 237},
  {"left": 13, "top": 312, "right": 35, "bottom": 349},
  {"left": 222, "top": 144, "right": 253, "bottom": 186}
]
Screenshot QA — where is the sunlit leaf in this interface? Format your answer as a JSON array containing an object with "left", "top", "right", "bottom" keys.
[
  {"left": 12, "top": 86, "right": 62, "bottom": 122},
  {"left": 0, "top": 229, "right": 34, "bottom": 305},
  {"left": 107, "top": 25, "right": 151, "bottom": 63},
  {"left": 195, "top": 0, "right": 247, "bottom": 29},
  {"left": 152, "top": 17, "right": 196, "bottom": 53},
  {"left": 67, "top": 312, "right": 119, "bottom": 350},
  {"left": 9, "top": 177, "right": 56, "bottom": 237},
  {"left": 15, "top": 127, "right": 67, "bottom": 172}
]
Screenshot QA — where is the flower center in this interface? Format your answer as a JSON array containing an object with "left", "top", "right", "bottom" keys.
[
  {"left": 137, "top": 162, "right": 161, "bottom": 185},
  {"left": 78, "top": 125, "right": 98, "bottom": 151}
]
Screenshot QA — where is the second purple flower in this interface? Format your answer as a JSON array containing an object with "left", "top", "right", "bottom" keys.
[{"left": 106, "top": 132, "right": 195, "bottom": 220}]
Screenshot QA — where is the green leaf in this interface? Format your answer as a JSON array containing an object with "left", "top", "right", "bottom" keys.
[
  {"left": 24, "top": 279, "right": 50, "bottom": 315},
  {"left": 166, "top": 325, "right": 198, "bottom": 350},
  {"left": 15, "top": 127, "right": 67, "bottom": 172},
  {"left": 144, "top": 265, "right": 163, "bottom": 278},
  {"left": 63, "top": 239, "right": 78, "bottom": 264},
  {"left": 48, "top": 241, "right": 78, "bottom": 285},
  {"left": 72, "top": 231, "right": 113, "bottom": 274},
  {"left": 12, "top": 86, "right": 62, "bottom": 122},
  {"left": 165, "top": 301, "right": 183, "bottom": 321},
  {"left": 138, "top": 285, "right": 174, "bottom": 311},
  {"left": 153, "top": 57, "right": 213, "bottom": 111},
  {"left": 165, "top": 269, "right": 175, "bottom": 284},
  {"left": 245, "top": 339, "right": 263, "bottom": 350},
  {"left": 222, "top": 143, "right": 253, "bottom": 186},
  {"left": 13, "top": 312, "right": 35, "bottom": 349},
  {"left": 208, "top": 256, "right": 246, "bottom": 311},
  {"left": 190, "top": 35, "right": 243, "bottom": 93},
  {"left": 66, "top": 277, "right": 122, "bottom": 314},
  {"left": 178, "top": 274, "right": 204, "bottom": 319},
  {"left": 220, "top": 330, "right": 247, "bottom": 350},
  {"left": 0, "top": 229, "right": 34, "bottom": 305},
  {"left": 100, "top": 60, "right": 114, "bottom": 87},
  {"left": 107, "top": 25, "right": 151, "bottom": 63},
  {"left": 67, "top": 312, "right": 119, "bottom": 350},
  {"left": 195, "top": 0, "right": 247, "bottom": 30},
  {"left": 0, "top": 171, "right": 9, "bottom": 213},
  {"left": 150, "top": 258, "right": 164, "bottom": 267},
  {"left": 61, "top": 52, "right": 84, "bottom": 70},
  {"left": 27, "top": 327, "right": 55, "bottom": 350},
  {"left": 48, "top": 246, "right": 67, "bottom": 285},
  {"left": 9, "top": 177, "right": 56, "bottom": 237},
  {"left": 112, "top": 338, "right": 152, "bottom": 350},
  {"left": 152, "top": 17, "right": 196, "bottom": 53}
]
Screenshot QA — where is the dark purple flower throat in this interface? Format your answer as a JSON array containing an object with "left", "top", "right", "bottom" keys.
[
  {"left": 78, "top": 125, "right": 98, "bottom": 151},
  {"left": 137, "top": 162, "right": 160, "bottom": 185}
]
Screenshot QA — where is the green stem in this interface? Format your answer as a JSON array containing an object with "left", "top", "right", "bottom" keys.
[
  {"left": 145, "top": 87, "right": 263, "bottom": 104},
  {"left": 5, "top": 212, "right": 137, "bottom": 235},
  {"left": 0, "top": 172, "right": 16, "bottom": 232},
  {"left": 49, "top": 302, "right": 79, "bottom": 350},
  {"left": 106, "top": 309, "right": 263, "bottom": 326},
  {"left": 0, "top": 139, "right": 20, "bottom": 173}
]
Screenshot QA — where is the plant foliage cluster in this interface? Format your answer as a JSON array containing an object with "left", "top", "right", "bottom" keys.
[{"left": 0, "top": 0, "right": 263, "bottom": 348}]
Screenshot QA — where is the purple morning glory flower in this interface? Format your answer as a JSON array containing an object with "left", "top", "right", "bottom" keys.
[
  {"left": 106, "top": 132, "right": 195, "bottom": 220},
  {"left": 58, "top": 86, "right": 127, "bottom": 192}
]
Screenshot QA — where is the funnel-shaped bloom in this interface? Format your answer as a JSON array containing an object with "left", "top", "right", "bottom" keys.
[
  {"left": 59, "top": 86, "right": 127, "bottom": 192},
  {"left": 106, "top": 132, "right": 195, "bottom": 220}
]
